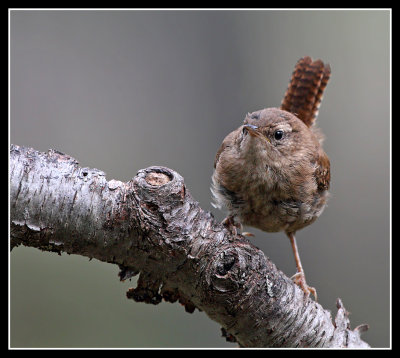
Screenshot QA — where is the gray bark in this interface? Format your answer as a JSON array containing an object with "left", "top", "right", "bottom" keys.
[{"left": 9, "top": 144, "right": 370, "bottom": 348}]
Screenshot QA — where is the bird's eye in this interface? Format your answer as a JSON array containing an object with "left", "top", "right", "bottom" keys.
[{"left": 274, "top": 130, "right": 284, "bottom": 140}]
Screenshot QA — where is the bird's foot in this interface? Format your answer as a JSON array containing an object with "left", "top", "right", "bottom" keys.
[
  {"left": 221, "top": 216, "right": 242, "bottom": 236},
  {"left": 222, "top": 217, "right": 255, "bottom": 238},
  {"left": 291, "top": 271, "right": 318, "bottom": 301}
]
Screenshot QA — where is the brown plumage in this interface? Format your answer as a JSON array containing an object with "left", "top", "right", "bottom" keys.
[
  {"left": 212, "top": 56, "right": 331, "bottom": 300},
  {"left": 281, "top": 56, "right": 331, "bottom": 127}
]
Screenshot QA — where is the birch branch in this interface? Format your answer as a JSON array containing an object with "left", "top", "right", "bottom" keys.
[{"left": 9, "top": 144, "right": 369, "bottom": 348}]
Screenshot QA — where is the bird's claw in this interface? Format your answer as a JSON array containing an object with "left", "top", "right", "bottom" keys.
[
  {"left": 222, "top": 216, "right": 241, "bottom": 236},
  {"left": 291, "top": 271, "right": 317, "bottom": 301}
]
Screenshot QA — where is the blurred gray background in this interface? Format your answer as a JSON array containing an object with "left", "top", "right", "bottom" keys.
[{"left": 10, "top": 10, "right": 390, "bottom": 348}]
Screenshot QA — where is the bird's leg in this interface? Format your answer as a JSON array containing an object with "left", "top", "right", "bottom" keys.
[{"left": 287, "top": 232, "right": 317, "bottom": 301}]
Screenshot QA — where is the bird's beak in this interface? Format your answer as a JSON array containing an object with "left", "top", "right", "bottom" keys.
[
  {"left": 243, "top": 124, "right": 270, "bottom": 143},
  {"left": 243, "top": 124, "right": 260, "bottom": 137}
]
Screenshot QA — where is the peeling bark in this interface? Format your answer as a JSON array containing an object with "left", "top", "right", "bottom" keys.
[{"left": 9, "top": 144, "right": 370, "bottom": 348}]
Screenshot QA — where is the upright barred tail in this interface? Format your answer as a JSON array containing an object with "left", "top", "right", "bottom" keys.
[{"left": 280, "top": 56, "right": 331, "bottom": 127}]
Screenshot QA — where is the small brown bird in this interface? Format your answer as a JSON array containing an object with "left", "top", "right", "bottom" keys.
[{"left": 211, "top": 56, "right": 331, "bottom": 300}]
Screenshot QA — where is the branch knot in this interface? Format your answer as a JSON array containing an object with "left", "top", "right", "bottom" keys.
[{"left": 133, "top": 166, "right": 186, "bottom": 207}]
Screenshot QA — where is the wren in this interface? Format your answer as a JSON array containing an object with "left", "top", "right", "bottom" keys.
[{"left": 211, "top": 56, "right": 331, "bottom": 300}]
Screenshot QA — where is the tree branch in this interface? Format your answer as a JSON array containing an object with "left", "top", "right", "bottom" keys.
[{"left": 9, "top": 144, "right": 370, "bottom": 348}]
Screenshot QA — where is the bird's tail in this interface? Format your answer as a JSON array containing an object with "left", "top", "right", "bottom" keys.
[{"left": 280, "top": 56, "right": 331, "bottom": 127}]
